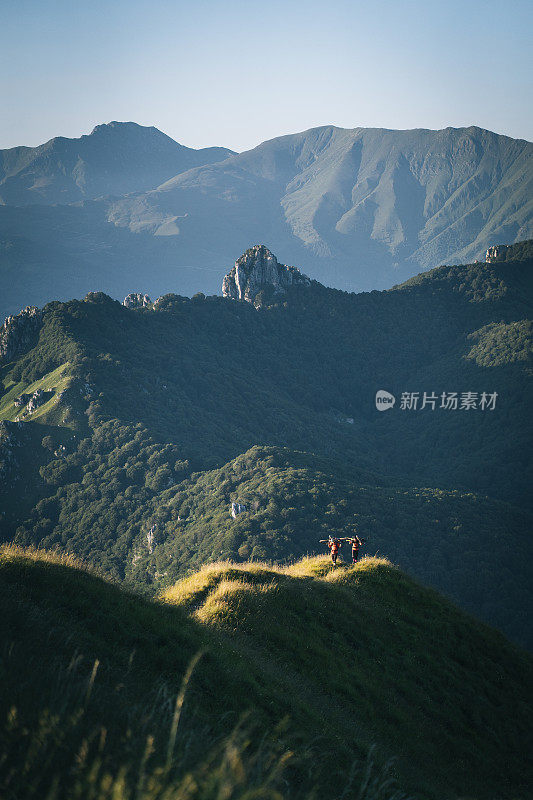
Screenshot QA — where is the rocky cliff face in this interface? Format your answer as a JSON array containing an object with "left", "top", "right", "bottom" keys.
[
  {"left": 222, "top": 245, "right": 311, "bottom": 305},
  {"left": 123, "top": 292, "right": 153, "bottom": 309},
  {"left": 0, "top": 306, "right": 42, "bottom": 364},
  {"left": 485, "top": 245, "right": 510, "bottom": 263}
]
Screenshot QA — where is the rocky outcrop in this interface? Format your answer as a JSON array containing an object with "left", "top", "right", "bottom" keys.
[
  {"left": 231, "top": 502, "right": 247, "bottom": 518},
  {"left": 13, "top": 388, "right": 52, "bottom": 417},
  {"left": 26, "top": 389, "right": 48, "bottom": 414},
  {"left": 0, "top": 306, "right": 42, "bottom": 364},
  {"left": 123, "top": 292, "right": 152, "bottom": 309},
  {"left": 485, "top": 245, "right": 510, "bottom": 263},
  {"left": 485, "top": 241, "right": 533, "bottom": 263},
  {"left": 222, "top": 245, "right": 311, "bottom": 305}
]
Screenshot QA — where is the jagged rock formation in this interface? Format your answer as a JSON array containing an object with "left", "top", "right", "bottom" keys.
[
  {"left": 484, "top": 241, "right": 533, "bottom": 263},
  {"left": 486, "top": 245, "right": 510, "bottom": 263},
  {"left": 222, "top": 245, "right": 311, "bottom": 305},
  {"left": 0, "top": 306, "right": 42, "bottom": 364},
  {"left": 123, "top": 292, "right": 152, "bottom": 309}
]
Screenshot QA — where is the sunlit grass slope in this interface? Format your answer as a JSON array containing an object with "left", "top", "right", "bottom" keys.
[
  {"left": 163, "top": 556, "right": 533, "bottom": 797},
  {"left": 0, "top": 362, "right": 73, "bottom": 424},
  {"left": 1, "top": 547, "right": 532, "bottom": 800}
]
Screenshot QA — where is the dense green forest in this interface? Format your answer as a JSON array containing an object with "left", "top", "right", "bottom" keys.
[
  {"left": 1, "top": 547, "right": 532, "bottom": 800},
  {"left": 1, "top": 241, "right": 532, "bottom": 646}
]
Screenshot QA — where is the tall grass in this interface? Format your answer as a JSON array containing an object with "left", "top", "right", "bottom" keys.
[{"left": 0, "top": 652, "right": 410, "bottom": 800}]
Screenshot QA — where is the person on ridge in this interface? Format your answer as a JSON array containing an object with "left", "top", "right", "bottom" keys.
[
  {"left": 346, "top": 533, "right": 364, "bottom": 563},
  {"left": 320, "top": 535, "right": 341, "bottom": 565}
]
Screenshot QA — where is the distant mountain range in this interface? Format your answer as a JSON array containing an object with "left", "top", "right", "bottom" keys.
[
  {"left": 0, "top": 121, "right": 234, "bottom": 205},
  {"left": 0, "top": 121, "right": 531, "bottom": 319}
]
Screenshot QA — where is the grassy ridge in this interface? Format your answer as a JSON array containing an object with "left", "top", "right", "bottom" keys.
[
  {"left": 163, "top": 557, "right": 533, "bottom": 796},
  {"left": 124, "top": 445, "right": 533, "bottom": 647},
  {"left": 1, "top": 546, "right": 532, "bottom": 799}
]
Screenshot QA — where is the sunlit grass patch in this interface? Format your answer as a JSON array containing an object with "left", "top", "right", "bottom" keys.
[
  {"left": 324, "top": 556, "right": 394, "bottom": 584},
  {"left": 161, "top": 560, "right": 282, "bottom": 610},
  {"left": 0, "top": 542, "right": 92, "bottom": 573},
  {"left": 0, "top": 362, "right": 72, "bottom": 424},
  {"left": 282, "top": 554, "right": 336, "bottom": 578}
]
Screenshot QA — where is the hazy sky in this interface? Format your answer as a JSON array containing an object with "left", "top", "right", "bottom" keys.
[{"left": 2, "top": 0, "right": 531, "bottom": 151}]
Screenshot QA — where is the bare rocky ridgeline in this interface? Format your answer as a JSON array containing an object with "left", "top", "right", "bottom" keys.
[
  {"left": 222, "top": 245, "right": 311, "bottom": 304},
  {"left": 0, "top": 306, "right": 42, "bottom": 364}
]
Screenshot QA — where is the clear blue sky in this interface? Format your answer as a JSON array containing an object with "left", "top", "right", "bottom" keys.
[{"left": 1, "top": 0, "right": 531, "bottom": 151}]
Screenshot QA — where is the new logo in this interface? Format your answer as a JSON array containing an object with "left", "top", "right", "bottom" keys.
[{"left": 375, "top": 390, "right": 396, "bottom": 411}]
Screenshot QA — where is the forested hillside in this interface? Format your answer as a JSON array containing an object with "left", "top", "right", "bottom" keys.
[{"left": 1, "top": 241, "right": 531, "bottom": 646}]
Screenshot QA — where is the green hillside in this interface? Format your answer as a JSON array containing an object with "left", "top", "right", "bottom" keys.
[
  {"left": 1, "top": 546, "right": 532, "bottom": 800},
  {"left": 124, "top": 446, "right": 533, "bottom": 646},
  {"left": 1, "top": 245, "right": 532, "bottom": 647}
]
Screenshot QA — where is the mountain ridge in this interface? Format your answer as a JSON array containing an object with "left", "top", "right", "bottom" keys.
[
  {"left": 122, "top": 123, "right": 532, "bottom": 270},
  {"left": 0, "top": 122, "right": 531, "bottom": 321},
  {"left": 0, "top": 121, "right": 235, "bottom": 206}
]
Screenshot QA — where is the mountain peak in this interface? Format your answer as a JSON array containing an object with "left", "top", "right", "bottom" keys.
[
  {"left": 89, "top": 121, "right": 152, "bottom": 136},
  {"left": 222, "top": 245, "right": 311, "bottom": 304},
  {"left": 0, "top": 122, "right": 235, "bottom": 210}
]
